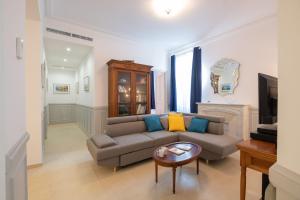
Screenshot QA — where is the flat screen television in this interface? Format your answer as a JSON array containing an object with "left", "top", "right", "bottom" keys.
[{"left": 258, "top": 73, "right": 278, "bottom": 124}]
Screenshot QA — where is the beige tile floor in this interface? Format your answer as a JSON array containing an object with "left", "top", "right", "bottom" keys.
[{"left": 28, "top": 123, "right": 262, "bottom": 200}]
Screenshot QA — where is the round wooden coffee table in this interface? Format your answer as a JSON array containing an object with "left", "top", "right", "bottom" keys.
[{"left": 153, "top": 142, "right": 202, "bottom": 194}]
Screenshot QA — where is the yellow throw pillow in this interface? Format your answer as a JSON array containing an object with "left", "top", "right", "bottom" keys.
[{"left": 168, "top": 113, "right": 186, "bottom": 132}]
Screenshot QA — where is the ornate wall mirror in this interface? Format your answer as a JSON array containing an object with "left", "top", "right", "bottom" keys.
[{"left": 210, "top": 58, "right": 240, "bottom": 95}]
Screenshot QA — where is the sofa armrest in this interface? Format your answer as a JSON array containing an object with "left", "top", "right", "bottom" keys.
[{"left": 91, "top": 134, "right": 117, "bottom": 148}]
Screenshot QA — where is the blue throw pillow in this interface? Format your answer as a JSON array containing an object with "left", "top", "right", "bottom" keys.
[
  {"left": 144, "top": 115, "right": 164, "bottom": 132},
  {"left": 188, "top": 118, "right": 209, "bottom": 133}
]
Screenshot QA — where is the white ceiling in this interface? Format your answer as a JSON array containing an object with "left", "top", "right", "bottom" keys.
[
  {"left": 45, "top": 38, "right": 92, "bottom": 69},
  {"left": 45, "top": 0, "right": 277, "bottom": 49}
]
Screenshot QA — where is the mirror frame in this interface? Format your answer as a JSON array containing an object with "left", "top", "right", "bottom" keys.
[{"left": 210, "top": 58, "right": 240, "bottom": 96}]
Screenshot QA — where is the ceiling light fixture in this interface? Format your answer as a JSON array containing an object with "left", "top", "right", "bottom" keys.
[
  {"left": 66, "top": 47, "right": 71, "bottom": 52},
  {"left": 153, "top": 0, "right": 187, "bottom": 17},
  {"left": 63, "top": 58, "right": 68, "bottom": 62}
]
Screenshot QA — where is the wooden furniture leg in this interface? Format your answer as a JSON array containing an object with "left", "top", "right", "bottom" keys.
[
  {"left": 155, "top": 162, "right": 158, "bottom": 183},
  {"left": 172, "top": 167, "right": 176, "bottom": 194},
  {"left": 240, "top": 166, "right": 246, "bottom": 200}
]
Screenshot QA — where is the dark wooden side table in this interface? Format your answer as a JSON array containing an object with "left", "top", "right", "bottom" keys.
[
  {"left": 153, "top": 142, "right": 202, "bottom": 194},
  {"left": 236, "top": 139, "right": 277, "bottom": 200}
]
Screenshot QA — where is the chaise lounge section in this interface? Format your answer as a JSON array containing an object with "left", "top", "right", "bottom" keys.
[{"left": 87, "top": 113, "right": 242, "bottom": 168}]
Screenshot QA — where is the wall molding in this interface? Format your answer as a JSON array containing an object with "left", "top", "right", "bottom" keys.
[
  {"left": 6, "top": 132, "right": 30, "bottom": 200},
  {"left": 169, "top": 14, "right": 277, "bottom": 55},
  {"left": 270, "top": 163, "right": 300, "bottom": 199},
  {"left": 48, "top": 103, "right": 76, "bottom": 124},
  {"left": 76, "top": 104, "right": 107, "bottom": 137},
  {"left": 48, "top": 103, "right": 108, "bottom": 137}
]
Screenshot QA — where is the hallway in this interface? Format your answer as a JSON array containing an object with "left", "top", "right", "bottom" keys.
[{"left": 44, "top": 123, "right": 88, "bottom": 166}]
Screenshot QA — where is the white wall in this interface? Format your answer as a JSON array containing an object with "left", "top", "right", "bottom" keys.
[
  {"left": 202, "top": 17, "right": 277, "bottom": 108},
  {"left": 1, "top": 0, "right": 27, "bottom": 198},
  {"left": 45, "top": 18, "right": 168, "bottom": 108},
  {"left": 75, "top": 51, "right": 95, "bottom": 107},
  {"left": 0, "top": 1, "right": 4, "bottom": 198},
  {"left": 48, "top": 68, "right": 77, "bottom": 104},
  {"left": 170, "top": 16, "right": 278, "bottom": 109},
  {"left": 277, "top": 0, "right": 300, "bottom": 180},
  {"left": 25, "top": 19, "right": 43, "bottom": 166}
]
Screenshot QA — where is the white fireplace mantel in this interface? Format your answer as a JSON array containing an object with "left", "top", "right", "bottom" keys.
[{"left": 197, "top": 103, "right": 250, "bottom": 140}]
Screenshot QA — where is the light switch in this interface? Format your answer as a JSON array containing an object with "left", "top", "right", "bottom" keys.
[{"left": 16, "top": 37, "right": 24, "bottom": 59}]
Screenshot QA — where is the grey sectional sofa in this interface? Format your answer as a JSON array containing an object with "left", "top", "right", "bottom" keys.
[{"left": 87, "top": 113, "right": 242, "bottom": 169}]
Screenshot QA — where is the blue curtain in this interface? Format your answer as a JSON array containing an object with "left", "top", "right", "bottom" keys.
[
  {"left": 150, "top": 71, "right": 156, "bottom": 109},
  {"left": 190, "top": 47, "right": 202, "bottom": 113},
  {"left": 170, "top": 55, "right": 177, "bottom": 111}
]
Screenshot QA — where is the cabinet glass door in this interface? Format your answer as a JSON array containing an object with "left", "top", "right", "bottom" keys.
[
  {"left": 117, "top": 71, "right": 131, "bottom": 116},
  {"left": 135, "top": 73, "right": 147, "bottom": 115}
]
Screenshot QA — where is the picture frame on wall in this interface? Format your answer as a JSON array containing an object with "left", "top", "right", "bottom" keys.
[
  {"left": 84, "top": 76, "right": 90, "bottom": 92},
  {"left": 53, "top": 84, "right": 70, "bottom": 94}
]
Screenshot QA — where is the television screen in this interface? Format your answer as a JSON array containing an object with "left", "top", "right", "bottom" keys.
[{"left": 258, "top": 73, "right": 278, "bottom": 124}]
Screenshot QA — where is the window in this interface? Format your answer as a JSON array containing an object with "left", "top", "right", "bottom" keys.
[{"left": 175, "top": 51, "right": 193, "bottom": 113}]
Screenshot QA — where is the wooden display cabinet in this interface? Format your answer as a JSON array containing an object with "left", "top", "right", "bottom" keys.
[{"left": 107, "top": 59, "right": 152, "bottom": 117}]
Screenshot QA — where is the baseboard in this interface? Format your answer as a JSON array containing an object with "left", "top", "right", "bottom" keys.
[{"left": 270, "top": 163, "right": 300, "bottom": 199}]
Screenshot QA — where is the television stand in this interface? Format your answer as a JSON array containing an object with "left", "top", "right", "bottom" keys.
[{"left": 257, "top": 124, "right": 277, "bottom": 135}]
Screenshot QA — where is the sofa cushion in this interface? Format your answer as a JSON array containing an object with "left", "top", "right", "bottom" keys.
[
  {"left": 160, "top": 116, "right": 169, "bottom": 130},
  {"left": 137, "top": 114, "right": 164, "bottom": 121},
  {"left": 184, "top": 116, "right": 193, "bottom": 129},
  {"left": 143, "top": 131, "right": 178, "bottom": 146},
  {"left": 107, "top": 116, "right": 138, "bottom": 125},
  {"left": 179, "top": 132, "right": 239, "bottom": 156},
  {"left": 208, "top": 122, "right": 224, "bottom": 135},
  {"left": 94, "top": 133, "right": 154, "bottom": 160},
  {"left": 105, "top": 121, "right": 146, "bottom": 137},
  {"left": 91, "top": 134, "right": 117, "bottom": 148},
  {"left": 144, "top": 115, "right": 164, "bottom": 132},
  {"left": 113, "top": 133, "right": 154, "bottom": 151},
  {"left": 188, "top": 118, "right": 209, "bottom": 133}
]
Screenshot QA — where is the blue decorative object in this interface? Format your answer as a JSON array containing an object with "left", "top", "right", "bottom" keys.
[
  {"left": 150, "top": 71, "right": 156, "bottom": 109},
  {"left": 190, "top": 47, "right": 202, "bottom": 113},
  {"left": 188, "top": 118, "right": 208, "bottom": 133},
  {"left": 170, "top": 55, "right": 177, "bottom": 111},
  {"left": 144, "top": 115, "right": 164, "bottom": 132}
]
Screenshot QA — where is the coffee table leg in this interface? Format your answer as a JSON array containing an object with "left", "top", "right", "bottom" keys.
[
  {"left": 172, "top": 167, "right": 176, "bottom": 194},
  {"left": 155, "top": 162, "right": 158, "bottom": 183},
  {"left": 196, "top": 158, "right": 199, "bottom": 175}
]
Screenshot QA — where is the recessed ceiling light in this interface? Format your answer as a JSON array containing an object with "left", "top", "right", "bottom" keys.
[
  {"left": 153, "top": 0, "right": 187, "bottom": 17},
  {"left": 63, "top": 58, "right": 68, "bottom": 62},
  {"left": 66, "top": 47, "right": 71, "bottom": 52}
]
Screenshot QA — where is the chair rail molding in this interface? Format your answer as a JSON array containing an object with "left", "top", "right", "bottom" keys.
[
  {"left": 270, "top": 163, "right": 300, "bottom": 200},
  {"left": 197, "top": 103, "right": 250, "bottom": 140},
  {"left": 76, "top": 104, "right": 108, "bottom": 137},
  {"left": 48, "top": 103, "right": 108, "bottom": 137},
  {"left": 6, "top": 132, "right": 30, "bottom": 200}
]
